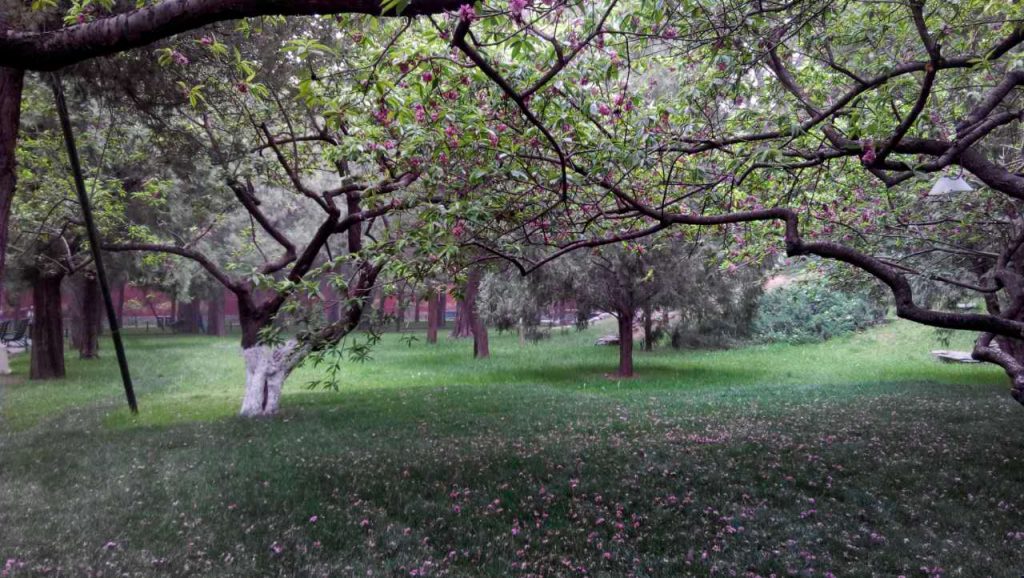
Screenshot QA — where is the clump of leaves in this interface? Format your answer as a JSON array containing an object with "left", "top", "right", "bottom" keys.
[{"left": 754, "top": 279, "right": 886, "bottom": 344}]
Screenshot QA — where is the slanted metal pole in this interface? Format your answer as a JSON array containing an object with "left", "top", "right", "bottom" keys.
[{"left": 50, "top": 73, "right": 138, "bottom": 414}]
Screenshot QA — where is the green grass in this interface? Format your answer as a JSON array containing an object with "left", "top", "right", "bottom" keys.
[{"left": 1, "top": 320, "right": 1022, "bottom": 576}]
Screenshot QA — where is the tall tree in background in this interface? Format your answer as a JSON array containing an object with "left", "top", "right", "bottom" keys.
[{"left": 69, "top": 272, "right": 102, "bottom": 359}]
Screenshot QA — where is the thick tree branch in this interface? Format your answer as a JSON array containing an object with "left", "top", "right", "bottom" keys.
[
  {"left": 0, "top": 0, "right": 470, "bottom": 71},
  {"left": 103, "top": 242, "right": 242, "bottom": 292}
]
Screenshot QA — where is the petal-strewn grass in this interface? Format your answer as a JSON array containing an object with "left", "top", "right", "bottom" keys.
[{"left": 1, "top": 320, "right": 1021, "bottom": 576}]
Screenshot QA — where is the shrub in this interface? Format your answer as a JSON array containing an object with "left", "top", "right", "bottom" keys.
[{"left": 754, "top": 280, "right": 885, "bottom": 344}]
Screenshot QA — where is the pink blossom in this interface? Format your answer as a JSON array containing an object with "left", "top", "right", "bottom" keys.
[
  {"left": 171, "top": 51, "right": 189, "bottom": 66},
  {"left": 2, "top": 559, "right": 25, "bottom": 578},
  {"left": 509, "top": 0, "right": 528, "bottom": 21},
  {"left": 421, "top": 71, "right": 433, "bottom": 83},
  {"left": 861, "top": 139, "right": 876, "bottom": 164},
  {"left": 457, "top": 4, "right": 476, "bottom": 22},
  {"left": 309, "top": 515, "right": 318, "bottom": 524}
]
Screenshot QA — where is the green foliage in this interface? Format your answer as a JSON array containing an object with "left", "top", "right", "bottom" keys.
[{"left": 754, "top": 279, "right": 886, "bottom": 344}]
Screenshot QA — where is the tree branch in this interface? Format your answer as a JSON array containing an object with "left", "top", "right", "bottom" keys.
[{"left": 0, "top": 0, "right": 471, "bottom": 70}]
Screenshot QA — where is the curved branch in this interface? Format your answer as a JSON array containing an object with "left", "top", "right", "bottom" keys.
[
  {"left": 0, "top": 0, "right": 470, "bottom": 71},
  {"left": 103, "top": 242, "right": 242, "bottom": 293}
]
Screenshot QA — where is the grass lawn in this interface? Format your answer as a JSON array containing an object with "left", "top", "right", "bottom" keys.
[{"left": 1, "top": 320, "right": 1022, "bottom": 576}]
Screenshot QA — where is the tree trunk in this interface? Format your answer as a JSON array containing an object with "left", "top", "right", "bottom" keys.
[
  {"left": 642, "top": 304, "right": 654, "bottom": 352},
  {"left": 394, "top": 284, "right": 404, "bottom": 332},
  {"left": 426, "top": 291, "right": 439, "bottom": 344},
  {"left": 239, "top": 342, "right": 297, "bottom": 417},
  {"left": 615, "top": 310, "right": 635, "bottom": 377},
  {"left": 234, "top": 257, "right": 379, "bottom": 417},
  {"left": 518, "top": 317, "right": 526, "bottom": 346},
  {"left": 473, "top": 313, "right": 489, "bottom": 358},
  {"left": 451, "top": 270, "right": 481, "bottom": 339},
  {"left": 69, "top": 283, "right": 84, "bottom": 351},
  {"left": 451, "top": 300, "right": 471, "bottom": 338},
  {"left": 177, "top": 299, "right": 203, "bottom": 333},
  {"left": 30, "top": 273, "right": 66, "bottom": 380},
  {"left": 465, "top": 268, "right": 489, "bottom": 357},
  {"left": 234, "top": 302, "right": 291, "bottom": 416},
  {"left": 414, "top": 295, "right": 421, "bottom": 324},
  {"left": 437, "top": 292, "right": 447, "bottom": 328},
  {"left": 76, "top": 273, "right": 101, "bottom": 359},
  {"left": 206, "top": 290, "right": 226, "bottom": 336},
  {"left": 0, "top": 68, "right": 23, "bottom": 296}
]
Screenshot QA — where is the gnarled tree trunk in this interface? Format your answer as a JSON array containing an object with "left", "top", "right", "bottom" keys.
[
  {"left": 239, "top": 341, "right": 298, "bottom": 417},
  {"left": 30, "top": 272, "right": 66, "bottom": 380},
  {"left": 615, "top": 309, "right": 635, "bottom": 377},
  {"left": 0, "top": 68, "right": 23, "bottom": 297}
]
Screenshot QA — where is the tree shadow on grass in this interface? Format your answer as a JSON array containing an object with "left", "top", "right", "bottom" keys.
[
  {"left": 5, "top": 382, "right": 1024, "bottom": 576},
  {"left": 471, "top": 361, "right": 762, "bottom": 392}
]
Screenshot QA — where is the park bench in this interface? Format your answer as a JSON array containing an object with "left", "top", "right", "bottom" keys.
[
  {"left": 1, "top": 319, "right": 30, "bottom": 349},
  {"left": 931, "top": 350, "right": 981, "bottom": 364}
]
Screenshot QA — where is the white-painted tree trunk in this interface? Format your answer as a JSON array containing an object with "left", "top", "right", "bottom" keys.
[
  {"left": 0, "top": 345, "right": 10, "bottom": 375},
  {"left": 239, "top": 342, "right": 297, "bottom": 417}
]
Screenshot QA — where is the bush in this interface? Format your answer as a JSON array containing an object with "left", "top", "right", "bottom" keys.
[{"left": 754, "top": 280, "right": 885, "bottom": 344}]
